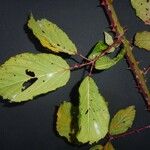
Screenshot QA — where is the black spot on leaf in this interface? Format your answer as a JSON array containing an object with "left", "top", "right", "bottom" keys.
[
  {"left": 85, "top": 109, "right": 89, "bottom": 114},
  {"left": 122, "top": 121, "right": 126, "bottom": 124},
  {"left": 42, "top": 30, "right": 45, "bottom": 33},
  {"left": 25, "top": 69, "right": 35, "bottom": 77},
  {"left": 22, "top": 77, "right": 38, "bottom": 91}
]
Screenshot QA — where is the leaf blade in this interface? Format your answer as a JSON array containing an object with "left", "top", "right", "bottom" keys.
[
  {"left": 56, "top": 101, "right": 72, "bottom": 141},
  {"left": 77, "top": 76, "right": 110, "bottom": 144},
  {"left": 95, "top": 48, "right": 125, "bottom": 70},
  {"left": 134, "top": 31, "right": 150, "bottom": 51},
  {"left": 28, "top": 15, "right": 77, "bottom": 55},
  {"left": 109, "top": 106, "right": 136, "bottom": 135},
  {"left": 104, "top": 32, "right": 115, "bottom": 53},
  {"left": 131, "top": 0, "right": 150, "bottom": 25},
  {"left": 88, "top": 41, "right": 108, "bottom": 60},
  {"left": 0, "top": 53, "right": 70, "bottom": 102}
]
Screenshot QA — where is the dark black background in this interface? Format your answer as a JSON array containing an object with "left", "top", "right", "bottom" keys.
[{"left": 0, "top": 0, "right": 150, "bottom": 150}]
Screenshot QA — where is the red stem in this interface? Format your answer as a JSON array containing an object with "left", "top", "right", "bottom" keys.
[
  {"left": 109, "top": 125, "right": 150, "bottom": 141},
  {"left": 76, "top": 52, "right": 90, "bottom": 61},
  {"left": 70, "top": 61, "right": 93, "bottom": 70}
]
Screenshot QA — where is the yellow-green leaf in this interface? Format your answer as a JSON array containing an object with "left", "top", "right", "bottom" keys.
[
  {"left": 104, "top": 32, "right": 115, "bottom": 53},
  {"left": 90, "top": 145, "right": 104, "bottom": 150},
  {"left": 56, "top": 101, "right": 72, "bottom": 141},
  {"left": 134, "top": 31, "right": 150, "bottom": 51},
  {"left": 104, "top": 142, "right": 115, "bottom": 150},
  {"left": 28, "top": 15, "right": 77, "bottom": 55},
  {"left": 131, "top": 0, "right": 150, "bottom": 25},
  {"left": 77, "top": 76, "right": 110, "bottom": 144},
  {"left": 0, "top": 53, "right": 70, "bottom": 102},
  {"left": 109, "top": 106, "right": 136, "bottom": 135}
]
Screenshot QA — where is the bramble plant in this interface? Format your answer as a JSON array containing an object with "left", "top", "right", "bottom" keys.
[{"left": 0, "top": 0, "right": 150, "bottom": 149}]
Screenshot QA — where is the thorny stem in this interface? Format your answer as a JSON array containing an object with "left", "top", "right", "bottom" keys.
[
  {"left": 70, "top": 36, "right": 122, "bottom": 73},
  {"left": 100, "top": 0, "right": 150, "bottom": 110},
  {"left": 70, "top": 61, "right": 93, "bottom": 70},
  {"left": 93, "top": 35, "right": 123, "bottom": 61},
  {"left": 76, "top": 52, "right": 91, "bottom": 62},
  {"left": 109, "top": 125, "right": 150, "bottom": 141},
  {"left": 89, "top": 62, "right": 95, "bottom": 76}
]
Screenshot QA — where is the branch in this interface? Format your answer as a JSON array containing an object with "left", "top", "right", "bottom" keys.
[
  {"left": 109, "top": 125, "right": 150, "bottom": 141},
  {"left": 70, "top": 61, "right": 92, "bottom": 70},
  {"left": 100, "top": 0, "right": 150, "bottom": 110},
  {"left": 70, "top": 37, "right": 122, "bottom": 73}
]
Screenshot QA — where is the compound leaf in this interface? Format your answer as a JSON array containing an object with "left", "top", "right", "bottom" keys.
[
  {"left": 28, "top": 15, "right": 77, "bottom": 55},
  {"left": 104, "top": 142, "right": 115, "bottom": 150},
  {"left": 131, "top": 0, "right": 150, "bottom": 25},
  {"left": 77, "top": 76, "right": 110, "bottom": 144},
  {"left": 0, "top": 53, "right": 70, "bottom": 102},
  {"left": 90, "top": 145, "right": 104, "bottom": 150},
  {"left": 134, "top": 31, "right": 150, "bottom": 51},
  {"left": 109, "top": 106, "right": 136, "bottom": 135},
  {"left": 56, "top": 101, "right": 72, "bottom": 141},
  {"left": 88, "top": 41, "right": 125, "bottom": 70}
]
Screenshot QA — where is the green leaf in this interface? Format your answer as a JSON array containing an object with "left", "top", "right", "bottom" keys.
[
  {"left": 90, "top": 145, "right": 103, "bottom": 150},
  {"left": 109, "top": 106, "right": 136, "bottom": 135},
  {"left": 134, "top": 31, "right": 150, "bottom": 51},
  {"left": 77, "top": 76, "right": 110, "bottom": 144},
  {"left": 88, "top": 41, "right": 125, "bottom": 70},
  {"left": 104, "top": 32, "right": 115, "bottom": 53},
  {"left": 104, "top": 32, "right": 113, "bottom": 46},
  {"left": 0, "top": 53, "right": 70, "bottom": 102},
  {"left": 131, "top": 0, "right": 150, "bottom": 25},
  {"left": 88, "top": 41, "right": 108, "bottom": 60},
  {"left": 104, "top": 142, "right": 115, "bottom": 150},
  {"left": 56, "top": 101, "right": 72, "bottom": 141},
  {"left": 28, "top": 15, "right": 77, "bottom": 55},
  {"left": 95, "top": 48, "right": 125, "bottom": 70}
]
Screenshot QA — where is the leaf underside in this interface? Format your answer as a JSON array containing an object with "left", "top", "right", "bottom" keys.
[
  {"left": 0, "top": 53, "right": 70, "bottom": 102},
  {"left": 77, "top": 76, "right": 110, "bottom": 144},
  {"left": 56, "top": 101, "right": 72, "bottom": 141},
  {"left": 131, "top": 0, "right": 150, "bottom": 25},
  {"left": 28, "top": 15, "right": 77, "bottom": 55},
  {"left": 109, "top": 106, "right": 136, "bottom": 135},
  {"left": 134, "top": 31, "right": 150, "bottom": 51}
]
